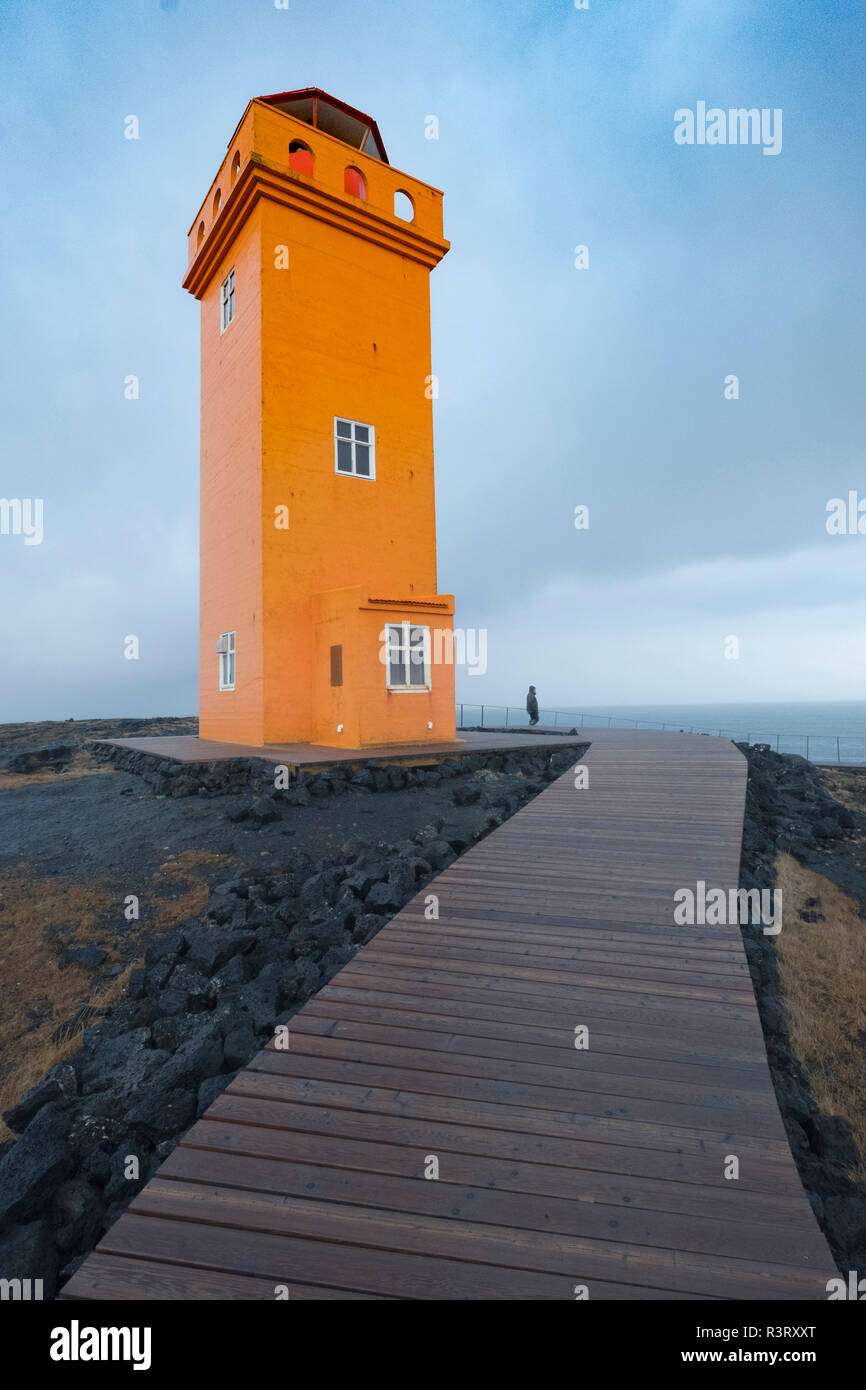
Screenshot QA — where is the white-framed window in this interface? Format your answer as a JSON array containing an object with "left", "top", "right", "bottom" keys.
[
  {"left": 217, "top": 630, "right": 236, "bottom": 690},
  {"left": 220, "top": 268, "right": 235, "bottom": 332},
  {"left": 385, "top": 622, "right": 430, "bottom": 690},
  {"left": 334, "top": 417, "right": 375, "bottom": 478}
]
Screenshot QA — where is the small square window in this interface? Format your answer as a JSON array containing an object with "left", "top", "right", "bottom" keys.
[
  {"left": 385, "top": 623, "right": 430, "bottom": 691},
  {"left": 220, "top": 268, "right": 235, "bottom": 333},
  {"left": 217, "top": 630, "right": 236, "bottom": 690},
  {"left": 333, "top": 417, "right": 375, "bottom": 479}
]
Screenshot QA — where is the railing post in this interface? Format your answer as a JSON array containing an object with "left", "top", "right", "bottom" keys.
[
  {"left": 553, "top": 710, "right": 558, "bottom": 726},
  {"left": 459, "top": 703, "right": 463, "bottom": 728},
  {"left": 776, "top": 735, "right": 780, "bottom": 752},
  {"left": 481, "top": 705, "right": 485, "bottom": 728},
  {"left": 806, "top": 735, "right": 810, "bottom": 760},
  {"left": 505, "top": 706, "right": 509, "bottom": 726},
  {"left": 837, "top": 736, "right": 841, "bottom": 764}
]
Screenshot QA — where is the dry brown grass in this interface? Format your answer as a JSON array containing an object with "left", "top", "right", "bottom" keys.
[
  {"left": 0, "top": 972, "right": 133, "bottom": 1142},
  {"left": 775, "top": 851, "right": 866, "bottom": 1182},
  {"left": 0, "top": 847, "right": 233, "bottom": 1143},
  {"left": 819, "top": 767, "right": 866, "bottom": 814},
  {"left": 0, "top": 869, "right": 126, "bottom": 1142},
  {"left": 0, "top": 747, "right": 113, "bottom": 791},
  {"left": 148, "top": 849, "right": 229, "bottom": 927}
]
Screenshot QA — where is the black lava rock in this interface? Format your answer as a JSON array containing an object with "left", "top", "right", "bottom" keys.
[
  {"left": 126, "top": 1087, "right": 196, "bottom": 1142},
  {"left": 438, "top": 824, "right": 471, "bottom": 853},
  {"left": 0, "top": 1103, "right": 73, "bottom": 1230},
  {"left": 197, "top": 1074, "right": 229, "bottom": 1114},
  {"left": 51, "top": 1178, "right": 105, "bottom": 1253},
  {"left": 223, "top": 1024, "right": 257, "bottom": 1071},
  {"left": 453, "top": 784, "right": 481, "bottom": 806},
  {"left": 59, "top": 946, "right": 108, "bottom": 971},
  {"left": 3, "top": 1063, "right": 77, "bottom": 1135},
  {"left": 0, "top": 1216, "right": 60, "bottom": 1298}
]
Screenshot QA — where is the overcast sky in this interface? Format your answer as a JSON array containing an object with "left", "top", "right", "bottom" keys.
[{"left": 1, "top": 0, "right": 864, "bottom": 722}]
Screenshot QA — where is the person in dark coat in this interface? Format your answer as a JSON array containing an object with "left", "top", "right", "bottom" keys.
[{"left": 526, "top": 686, "right": 539, "bottom": 726}]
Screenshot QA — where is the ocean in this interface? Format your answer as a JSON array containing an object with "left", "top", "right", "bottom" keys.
[{"left": 456, "top": 701, "right": 866, "bottom": 765}]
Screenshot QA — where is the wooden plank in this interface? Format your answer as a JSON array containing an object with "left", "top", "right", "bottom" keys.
[
  {"left": 60, "top": 1251, "right": 391, "bottom": 1300},
  {"left": 291, "top": 1011, "right": 772, "bottom": 1091},
  {"left": 311, "top": 983, "right": 769, "bottom": 1059},
  {"left": 358, "top": 947, "right": 754, "bottom": 1000},
  {"left": 301, "top": 994, "right": 771, "bottom": 1072},
  {"left": 160, "top": 1145, "right": 822, "bottom": 1266},
  {"left": 96, "top": 1210, "right": 706, "bottom": 1300},
  {"left": 212, "top": 1086, "right": 801, "bottom": 1187},
  {"left": 243, "top": 1050, "right": 788, "bottom": 1142},
  {"left": 129, "top": 1179, "right": 827, "bottom": 1300},
  {"left": 255, "top": 1032, "right": 779, "bottom": 1123},
  {"left": 336, "top": 959, "right": 759, "bottom": 1023},
  {"left": 180, "top": 1115, "right": 815, "bottom": 1227}
]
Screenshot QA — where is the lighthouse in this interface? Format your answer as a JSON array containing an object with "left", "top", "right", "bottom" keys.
[{"left": 184, "top": 88, "right": 455, "bottom": 748}]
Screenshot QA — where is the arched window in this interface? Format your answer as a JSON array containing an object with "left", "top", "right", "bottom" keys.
[
  {"left": 289, "top": 140, "right": 314, "bottom": 176},
  {"left": 213, "top": 188, "right": 222, "bottom": 217},
  {"left": 394, "top": 190, "right": 414, "bottom": 222},
  {"left": 197, "top": 220, "right": 205, "bottom": 248},
  {"left": 231, "top": 151, "right": 241, "bottom": 184},
  {"left": 344, "top": 166, "right": 366, "bottom": 201}
]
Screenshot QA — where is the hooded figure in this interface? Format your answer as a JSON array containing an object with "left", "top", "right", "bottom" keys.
[{"left": 526, "top": 686, "right": 539, "bottom": 726}]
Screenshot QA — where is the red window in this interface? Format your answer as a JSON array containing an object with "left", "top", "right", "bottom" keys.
[
  {"left": 344, "top": 166, "right": 366, "bottom": 201},
  {"left": 289, "top": 141, "right": 313, "bottom": 176}
]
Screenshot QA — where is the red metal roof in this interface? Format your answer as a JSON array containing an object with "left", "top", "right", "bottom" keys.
[{"left": 256, "top": 86, "right": 389, "bottom": 164}]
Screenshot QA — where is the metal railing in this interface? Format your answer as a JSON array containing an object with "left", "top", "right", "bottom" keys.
[{"left": 455, "top": 704, "right": 866, "bottom": 765}]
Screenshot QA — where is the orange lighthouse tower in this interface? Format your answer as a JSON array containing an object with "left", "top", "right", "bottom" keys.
[{"left": 184, "top": 88, "right": 455, "bottom": 749}]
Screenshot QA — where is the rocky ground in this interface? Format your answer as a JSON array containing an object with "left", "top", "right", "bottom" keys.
[
  {"left": 736, "top": 743, "right": 866, "bottom": 1276},
  {"left": 0, "top": 717, "right": 585, "bottom": 1296},
  {"left": 0, "top": 716, "right": 199, "bottom": 790}
]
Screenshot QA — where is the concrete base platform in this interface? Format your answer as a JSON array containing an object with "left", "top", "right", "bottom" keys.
[{"left": 94, "top": 727, "right": 586, "bottom": 774}]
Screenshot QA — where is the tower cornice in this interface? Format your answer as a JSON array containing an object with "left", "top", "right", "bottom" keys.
[{"left": 183, "top": 156, "right": 449, "bottom": 298}]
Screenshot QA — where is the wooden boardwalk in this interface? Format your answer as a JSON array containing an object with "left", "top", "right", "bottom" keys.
[{"left": 63, "top": 728, "right": 834, "bottom": 1300}]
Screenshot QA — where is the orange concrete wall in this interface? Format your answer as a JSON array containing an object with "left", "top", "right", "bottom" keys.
[
  {"left": 259, "top": 197, "right": 440, "bottom": 742},
  {"left": 310, "top": 590, "right": 456, "bottom": 748},
  {"left": 356, "top": 605, "right": 456, "bottom": 747},
  {"left": 198, "top": 207, "right": 265, "bottom": 744},
  {"left": 310, "top": 588, "right": 363, "bottom": 749}
]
